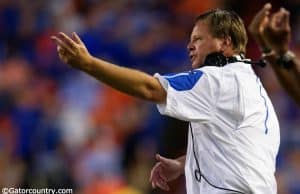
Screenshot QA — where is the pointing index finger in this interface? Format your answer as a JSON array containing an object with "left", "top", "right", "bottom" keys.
[
  {"left": 72, "top": 32, "right": 84, "bottom": 45},
  {"left": 257, "top": 3, "right": 272, "bottom": 21},
  {"left": 249, "top": 3, "right": 272, "bottom": 34},
  {"left": 59, "top": 32, "right": 77, "bottom": 48},
  {"left": 51, "top": 35, "right": 75, "bottom": 55}
]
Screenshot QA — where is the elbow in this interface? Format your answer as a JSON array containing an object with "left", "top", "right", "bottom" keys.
[
  {"left": 139, "top": 84, "right": 166, "bottom": 104},
  {"left": 131, "top": 76, "right": 166, "bottom": 103}
]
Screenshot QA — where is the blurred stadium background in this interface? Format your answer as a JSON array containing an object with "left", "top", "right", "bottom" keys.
[{"left": 0, "top": 0, "right": 299, "bottom": 193}]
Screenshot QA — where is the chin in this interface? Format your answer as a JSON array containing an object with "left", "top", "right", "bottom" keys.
[{"left": 192, "top": 62, "right": 201, "bottom": 69}]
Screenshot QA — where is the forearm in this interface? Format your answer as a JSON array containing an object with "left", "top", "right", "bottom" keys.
[
  {"left": 264, "top": 54, "right": 300, "bottom": 104},
  {"left": 79, "top": 56, "right": 166, "bottom": 103},
  {"left": 291, "top": 57, "right": 300, "bottom": 82}
]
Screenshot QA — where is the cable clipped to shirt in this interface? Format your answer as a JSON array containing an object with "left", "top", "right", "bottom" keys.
[{"left": 189, "top": 123, "right": 245, "bottom": 194}]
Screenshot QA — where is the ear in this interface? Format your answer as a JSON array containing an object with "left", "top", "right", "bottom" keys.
[{"left": 220, "top": 36, "right": 233, "bottom": 52}]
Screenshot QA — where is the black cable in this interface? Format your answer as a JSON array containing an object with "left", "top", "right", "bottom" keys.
[
  {"left": 189, "top": 123, "right": 245, "bottom": 194},
  {"left": 203, "top": 52, "right": 266, "bottom": 68},
  {"left": 240, "top": 59, "right": 266, "bottom": 68}
]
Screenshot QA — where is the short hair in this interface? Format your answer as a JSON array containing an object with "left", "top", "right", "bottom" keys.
[{"left": 195, "top": 9, "right": 248, "bottom": 54}]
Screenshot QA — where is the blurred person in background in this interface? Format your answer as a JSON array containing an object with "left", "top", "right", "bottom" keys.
[
  {"left": 249, "top": 3, "right": 300, "bottom": 105},
  {"left": 52, "top": 8, "right": 280, "bottom": 193}
]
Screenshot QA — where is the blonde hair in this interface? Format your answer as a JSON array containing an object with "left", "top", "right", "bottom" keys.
[{"left": 196, "top": 9, "right": 248, "bottom": 54}]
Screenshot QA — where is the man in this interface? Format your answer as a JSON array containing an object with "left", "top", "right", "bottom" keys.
[
  {"left": 249, "top": 3, "right": 300, "bottom": 105},
  {"left": 52, "top": 9, "right": 280, "bottom": 194}
]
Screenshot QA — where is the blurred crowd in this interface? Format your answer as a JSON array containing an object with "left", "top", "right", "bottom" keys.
[{"left": 0, "top": 0, "right": 299, "bottom": 194}]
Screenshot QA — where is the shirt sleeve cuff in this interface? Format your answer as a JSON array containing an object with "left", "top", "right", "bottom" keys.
[{"left": 154, "top": 73, "right": 172, "bottom": 115}]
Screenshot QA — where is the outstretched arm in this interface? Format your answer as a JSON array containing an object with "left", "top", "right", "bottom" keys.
[{"left": 51, "top": 32, "right": 166, "bottom": 103}]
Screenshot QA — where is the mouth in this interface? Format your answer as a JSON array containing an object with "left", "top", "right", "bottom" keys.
[
  {"left": 190, "top": 54, "right": 195, "bottom": 62},
  {"left": 190, "top": 54, "right": 195, "bottom": 61}
]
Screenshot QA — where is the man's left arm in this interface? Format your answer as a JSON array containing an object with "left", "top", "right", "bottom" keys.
[{"left": 51, "top": 32, "right": 166, "bottom": 103}]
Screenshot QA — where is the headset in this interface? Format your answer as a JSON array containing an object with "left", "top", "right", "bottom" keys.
[
  {"left": 190, "top": 53, "right": 255, "bottom": 193},
  {"left": 181, "top": 52, "right": 260, "bottom": 192},
  {"left": 189, "top": 52, "right": 255, "bottom": 194},
  {"left": 203, "top": 52, "right": 266, "bottom": 68}
]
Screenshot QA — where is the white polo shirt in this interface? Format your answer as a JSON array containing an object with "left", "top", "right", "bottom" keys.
[{"left": 155, "top": 61, "right": 280, "bottom": 194}]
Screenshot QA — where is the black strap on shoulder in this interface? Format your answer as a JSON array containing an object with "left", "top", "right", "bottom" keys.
[{"left": 203, "top": 52, "right": 266, "bottom": 68}]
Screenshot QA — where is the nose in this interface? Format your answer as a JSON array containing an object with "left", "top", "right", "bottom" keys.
[{"left": 187, "top": 41, "right": 194, "bottom": 51}]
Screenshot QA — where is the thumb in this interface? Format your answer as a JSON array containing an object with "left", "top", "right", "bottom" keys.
[{"left": 156, "top": 154, "right": 171, "bottom": 164}]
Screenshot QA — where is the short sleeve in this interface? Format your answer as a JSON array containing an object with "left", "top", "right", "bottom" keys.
[{"left": 154, "top": 70, "right": 212, "bottom": 122}]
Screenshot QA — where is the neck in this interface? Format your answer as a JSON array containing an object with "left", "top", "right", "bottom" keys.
[{"left": 222, "top": 50, "right": 238, "bottom": 57}]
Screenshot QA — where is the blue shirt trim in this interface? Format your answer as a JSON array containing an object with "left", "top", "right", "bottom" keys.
[
  {"left": 164, "top": 70, "right": 203, "bottom": 91},
  {"left": 256, "top": 77, "right": 269, "bottom": 134}
]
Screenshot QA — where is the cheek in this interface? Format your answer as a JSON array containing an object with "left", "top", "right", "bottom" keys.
[
  {"left": 195, "top": 43, "right": 211, "bottom": 58},
  {"left": 209, "top": 39, "right": 222, "bottom": 52},
  {"left": 203, "top": 41, "right": 219, "bottom": 53},
  {"left": 196, "top": 41, "right": 213, "bottom": 54},
  {"left": 194, "top": 41, "right": 220, "bottom": 66}
]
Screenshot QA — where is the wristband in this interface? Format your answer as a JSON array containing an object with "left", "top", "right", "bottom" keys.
[
  {"left": 261, "top": 47, "right": 272, "bottom": 55},
  {"left": 276, "top": 50, "right": 295, "bottom": 69}
]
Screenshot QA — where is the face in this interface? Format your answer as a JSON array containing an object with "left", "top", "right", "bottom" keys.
[{"left": 187, "top": 20, "right": 223, "bottom": 69}]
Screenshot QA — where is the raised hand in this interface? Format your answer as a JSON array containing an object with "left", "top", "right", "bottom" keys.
[
  {"left": 149, "top": 154, "right": 185, "bottom": 191},
  {"left": 51, "top": 32, "right": 92, "bottom": 69},
  {"left": 248, "top": 3, "right": 272, "bottom": 51},
  {"left": 265, "top": 8, "right": 291, "bottom": 54},
  {"left": 249, "top": 3, "right": 292, "bottom": 55}
]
